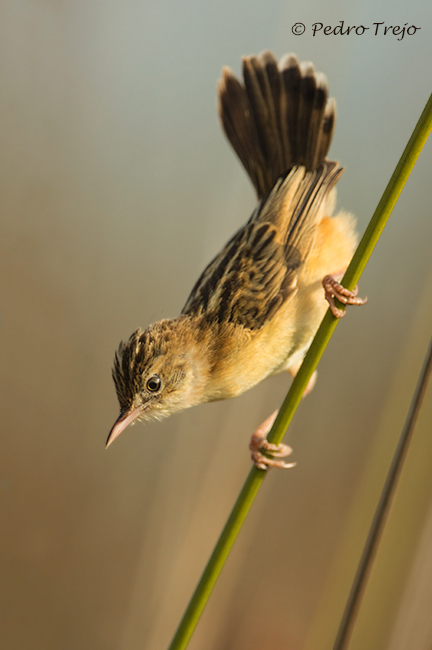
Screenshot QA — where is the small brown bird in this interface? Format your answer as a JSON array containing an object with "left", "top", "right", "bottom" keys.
[{"left": 107, "top": 52, "right": 366, "bottom": 468}]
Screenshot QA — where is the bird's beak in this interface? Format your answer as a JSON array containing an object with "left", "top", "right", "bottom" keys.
[{"left": 106, "top": 407, "right": 143, "bottom": 448}]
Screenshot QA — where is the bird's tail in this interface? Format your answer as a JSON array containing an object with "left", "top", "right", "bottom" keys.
[{"left": 218, "top": 51, "right": 337, "bottom": 198}]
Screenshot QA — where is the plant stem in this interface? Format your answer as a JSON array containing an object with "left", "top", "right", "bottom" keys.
[
  {"left": 332, "top": 336, "right": 432, "bottom": 650},
  {"left": 167, "top": 92, "right": 432, "bottom": 650},
  {"left": 268, "top": 90, "right": 432, "bottom": 447}
]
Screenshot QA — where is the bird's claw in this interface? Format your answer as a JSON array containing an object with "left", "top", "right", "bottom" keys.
[
  {"left": 322, "top": 275, "right": 367, "bottom": 318},
  {"left": 249, "top": 411, "right": 296, "bottom": 470}
]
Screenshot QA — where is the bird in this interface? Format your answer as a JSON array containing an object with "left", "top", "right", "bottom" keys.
[{"left": 106, "top": 51, "right": 366, "bottom": 468}]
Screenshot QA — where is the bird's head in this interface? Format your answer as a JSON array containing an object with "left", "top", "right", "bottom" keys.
[{"left": 106, "top": 319, "right": 209, "bottom": 447}]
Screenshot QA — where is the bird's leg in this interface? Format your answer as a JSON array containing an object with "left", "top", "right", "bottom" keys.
[
  {"left": 249, "top": 361, "right": 317, "bottom": 470},
  {"left": 288, "top": 365, "right": 317, "bottom": 396},
  {"left": 322, "top": 275, "right": 367, "bottom": 319},
  {"left": 250, "top": 410, "right": 296, "bottom": 471}
]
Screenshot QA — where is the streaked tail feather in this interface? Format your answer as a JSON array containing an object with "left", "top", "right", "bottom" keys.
[{"left": 218, "top": 51, "right": 336, "bottom": 198}]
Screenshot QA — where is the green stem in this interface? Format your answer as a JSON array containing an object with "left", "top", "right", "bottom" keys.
[
  {"left": 332, "top": 336, "right": 432, "bottom": 650},
  {"left": 269, "top": 90, "right": 432, "bottom": 446},
  {"left": 168, "top": 92, "right": 432, "bottom": 650}
]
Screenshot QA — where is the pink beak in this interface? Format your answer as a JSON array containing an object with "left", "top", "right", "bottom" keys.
[{"left": 106, "top": 407, "right": 144, "bottom": 448}]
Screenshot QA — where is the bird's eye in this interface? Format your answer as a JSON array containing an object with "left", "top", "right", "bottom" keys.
[{"left": 146, "top": 375, "right": 161, "bottom": 392}]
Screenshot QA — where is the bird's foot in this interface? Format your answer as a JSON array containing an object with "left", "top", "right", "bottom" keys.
[
  {"left": 322, "top": 275, "right": 367, "bottom": 319},
  {"left": 250, "top": 411, "right": 296, "bottom": 471}
]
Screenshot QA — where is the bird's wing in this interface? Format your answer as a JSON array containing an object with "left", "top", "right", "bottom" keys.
[
  {"left": 182, "top": 219, "right": 295, "bottom": 330},
  {"left": 182, "top": 161, "right": 342, "bottom": 331}
]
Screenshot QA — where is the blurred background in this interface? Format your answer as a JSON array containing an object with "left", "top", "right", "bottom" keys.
[{"left": 1, "top": 1, "right": 432, "bottom": 649}]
